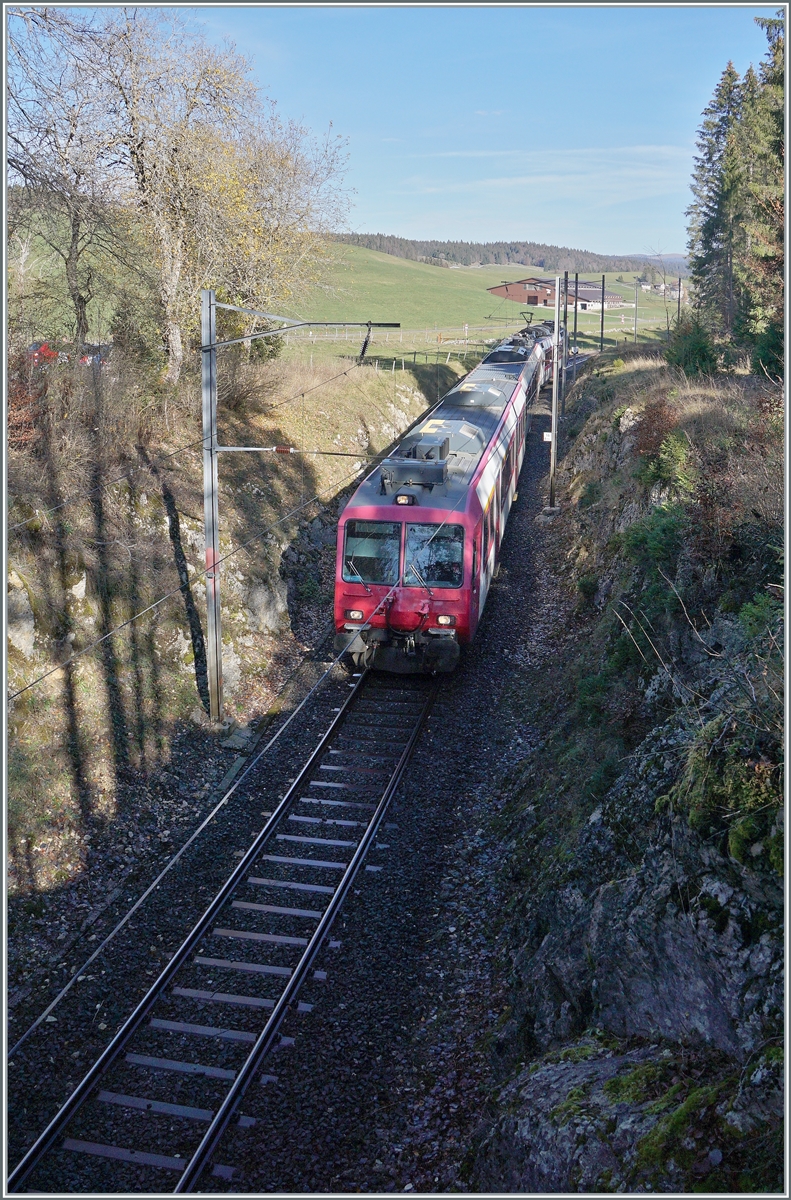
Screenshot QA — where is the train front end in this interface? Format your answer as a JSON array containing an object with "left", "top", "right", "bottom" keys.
[
  {"left": 333, "top": 432, "right": 477, "bottom": 681},
  {"left": 333, "top": 487, "right": 472, "bottom": 674}
]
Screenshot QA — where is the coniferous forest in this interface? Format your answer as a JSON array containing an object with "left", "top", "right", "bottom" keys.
[{"left": 685, "top": 11, "right": 784, "bottom": 376}]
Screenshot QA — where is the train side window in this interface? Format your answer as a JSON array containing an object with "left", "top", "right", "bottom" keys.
[
  {"left": 501, "top": 440, "right": 512, "bottom": 496},
  {"left": 482, "top": 504, "right": 489, "bottom": 568},
  {"left": 472, "top": 537, "right": 477, "bottom": 586}
]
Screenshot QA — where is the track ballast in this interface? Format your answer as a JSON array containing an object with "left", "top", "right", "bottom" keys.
[{"left": 9, "top": 670, "right": 437, "bottom": 1194}]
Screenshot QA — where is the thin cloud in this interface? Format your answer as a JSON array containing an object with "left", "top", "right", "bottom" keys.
[
  {"left": 390, "top": 144, "right": 693, "bottom": 209},
  {"left": 410, "top": 144, "right": 692, "bottom": 162}
]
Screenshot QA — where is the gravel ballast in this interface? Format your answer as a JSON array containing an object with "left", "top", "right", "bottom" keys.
[{"left": 9, "top": 395, "right": 565, "bottom": 1192}]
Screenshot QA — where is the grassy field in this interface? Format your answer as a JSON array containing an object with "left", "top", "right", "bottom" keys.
[{"left": 291, "top": 245, "right": 681, "bottom": 356}]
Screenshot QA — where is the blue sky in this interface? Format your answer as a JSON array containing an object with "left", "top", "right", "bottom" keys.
[{"left": 194, "top": 4, "right": 777, "bottom": 256}]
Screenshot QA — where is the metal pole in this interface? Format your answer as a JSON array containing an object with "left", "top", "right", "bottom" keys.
[
  {"left": 572, "top": 271, "right": 579, "bottom": 383},
  {"left": 634, "top": 277, "right": 638, "bottom": 343},
  {"left": 549, "top": 276, "right": 560, "bottom": 508},
  {"left": 201, "top": 289, "right": 223, "bottom": 724},
  {"left": 599, "top": 273, "right": 605, "bottom": 352},
  {"left": 677, "top": 276, "right": 682, "bottom": 324},
  {"left": 561, "top": 270, "right": 569, "bottom": 416}
]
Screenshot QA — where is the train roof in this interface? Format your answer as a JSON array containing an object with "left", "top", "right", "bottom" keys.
[{"left": 345, "top": 357, "right": 531, "bottom": 516}]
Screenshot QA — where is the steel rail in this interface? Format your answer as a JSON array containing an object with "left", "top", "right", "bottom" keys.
[
  {"left": 7, "top": 671, "right": 370, "bottom": 1194},
  {"left": 174, "top": 677, "right": 438, "bottom": 1193}
]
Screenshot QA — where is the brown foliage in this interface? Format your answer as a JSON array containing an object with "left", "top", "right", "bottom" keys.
[
  {"left": 634, "top": 395, "right": 678, "bottom": 457},
  {"left": 7, "top": 355, "right": 43, "bottom": 449}
]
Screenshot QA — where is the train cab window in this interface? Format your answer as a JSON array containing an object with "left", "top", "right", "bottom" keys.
[
  {"left": 342, "top": 520, "right": 401, "bottom": 585},
  {"left": 404, "top": 523, "right": 464, "bottom": 589}
]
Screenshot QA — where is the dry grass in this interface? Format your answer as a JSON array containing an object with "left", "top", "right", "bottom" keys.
[{"left": 7, "top": 345, "right": 470, "bottom": 888}]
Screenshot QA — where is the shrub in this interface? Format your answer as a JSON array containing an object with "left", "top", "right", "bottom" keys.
[
  {"left": 577, "top": 574, "right": 599, "bottom": 601},
  {"left": 622, "top": 504, "right": 690, "bottom": 578},
  {"left": 738, "top": 592, "right": 782, "bottom": 638},
  {"left": 578, "top": 480, "right": 602, "bottom": 509},
  {"left": 666, "top": 316, "right": 718, "bottom": 376},
  {"left": 636, "top": 431, "right": 697, "bottom": 497},
  {"left": 751, "top": 321, "right": 783, "bottom": 379},
  {"left": 576, "top": 673, "right": 610, "bottom": 721}
]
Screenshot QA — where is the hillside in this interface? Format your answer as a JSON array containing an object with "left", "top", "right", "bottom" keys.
[
  {"left": 296, "top": 246, "right": 681, "bottom": 344},
  {"left": 469, "top": 350, "right": 783, "bottom": 1192},
  {"left": 336, "top": 234, "right": 689, "bottom": 276},
  {"left": 299, "top": 246, "right": 542, "bottom": 328}
]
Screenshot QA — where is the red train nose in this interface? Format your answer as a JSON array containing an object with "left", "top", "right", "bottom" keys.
[{"left": 387, "top": 593, "right": 428, "bottom": 633}]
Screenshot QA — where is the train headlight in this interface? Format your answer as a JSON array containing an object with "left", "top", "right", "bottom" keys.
[
  {"left": 345, "top": 609, "right": 364, "bottom": 621},
  {"left": 436, "top": 614, "right": 455, "bottom": 626},
  {"left": 395, "top": 493, "right": 416, "bottom": 505}
]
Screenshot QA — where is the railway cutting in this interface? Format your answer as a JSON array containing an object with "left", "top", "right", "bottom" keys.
[{"left": 8, "top": 671, "right": 437, "bottom": 1194}]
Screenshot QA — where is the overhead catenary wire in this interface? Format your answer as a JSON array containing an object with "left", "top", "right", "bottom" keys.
[
  {"left": 8, "top": 436, "right": 207, "bottom": 532},
  {"left": 8, "top": 364, "right": 365, "bottom": 534},
  {"left": 7, "top": 466, "right": 471, "bottom": 1061},
  {"left": 8, "top": 462, "right": 364, "bottom": 701},
  {"left": 258, "top": 362, "right": 363, "bottom": 416},
  {"left": 9, "top": 359, "right": 372, "bottom": 534},
  {"left": 8, "top": 349, "right": 398, "bottom": 696}
]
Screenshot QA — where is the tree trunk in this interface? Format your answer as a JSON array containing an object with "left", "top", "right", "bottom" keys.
[
  {"left": 163, "top": 319, "right": 183, "bottom": 384},
  {"left": 65, "top": 213, "right": 91, "bottom": 351},
  {"left": 157, "top": 220, "right": 185, "bottom": 385}
]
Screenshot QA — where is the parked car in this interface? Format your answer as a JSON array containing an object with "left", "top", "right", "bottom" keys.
[
  {"left": 78, "top": 343, "right": 112, "bottom": 366},
  {"left": 26, "top": 341, "right": 66, "bottom": 366}
]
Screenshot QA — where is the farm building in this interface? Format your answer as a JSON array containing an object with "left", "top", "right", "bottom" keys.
[{"left": 487, "top": 276, "right": 624, "bottom": 310}]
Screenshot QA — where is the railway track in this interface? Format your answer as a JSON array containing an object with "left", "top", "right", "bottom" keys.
[{"left": 9, "top": 670, "right": 438, "bottom": 1194}]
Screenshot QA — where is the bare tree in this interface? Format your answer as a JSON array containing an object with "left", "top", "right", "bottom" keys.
[
  {"left": 95, "top": 9, "right": 348, "bottom": 380},
  {"left": 8, "top": 7, "right": 349, "bottom": 381},
  {"left": 189, "top": 116, "right": 350, "bottom": 338},
  {"left": 90, "top": 8, "right": 254, "bottom": 382},
  {"left": 7, "top": 7, "right": 123, "bottom": 349}
]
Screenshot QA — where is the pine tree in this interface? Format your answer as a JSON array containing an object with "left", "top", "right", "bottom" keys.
[
  {"left": 686, "top": 62, "right": 746, "bottom": 335},
  {"left": 735, "top": 13, "right": 784, "bottom": 372}
]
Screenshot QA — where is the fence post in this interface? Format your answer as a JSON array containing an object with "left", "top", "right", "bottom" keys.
[{"left": 201, "top": 289, "right": 223, "bottom": 724}]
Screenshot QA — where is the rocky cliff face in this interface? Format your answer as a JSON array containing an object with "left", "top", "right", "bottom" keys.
[
  {"left": 7, "top": 363, "right": 445, "bottom": 894},
  {"left": 473, "top": 354, "right": 783, "bottom": 1193}
]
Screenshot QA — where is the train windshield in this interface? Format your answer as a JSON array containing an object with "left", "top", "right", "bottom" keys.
[
  {"left": 404, "top": 524, "right": 464, "bottom": 589},
  {"left": 343, "top": 520, "right": 401, "bottom": 585}
]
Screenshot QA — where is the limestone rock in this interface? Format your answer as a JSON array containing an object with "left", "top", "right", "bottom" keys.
[
  {"left": 7, "top": 571, "right": 35, "bottom": 657},
  {"left": 476, "top": 1044, "right": 677, "bottom": 1194},
  {"left": 246, "top": 578, "right": 288, "bottom": 634}
]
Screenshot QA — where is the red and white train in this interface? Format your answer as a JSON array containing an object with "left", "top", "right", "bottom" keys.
[{"left": 333, "top": 325, "right": 556, "bottom": 672}]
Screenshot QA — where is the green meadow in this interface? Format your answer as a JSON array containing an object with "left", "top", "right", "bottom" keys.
[{"left": 290, "top": 244, "right": 682, "bottom": 356}]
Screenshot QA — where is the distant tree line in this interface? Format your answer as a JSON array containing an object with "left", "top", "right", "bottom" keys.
[
  {"left": 686, "top": 11, "right": 783, "bottom": 374},
  {"left": 335, "top": 233, "right": 675, "bottom": 276}
]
